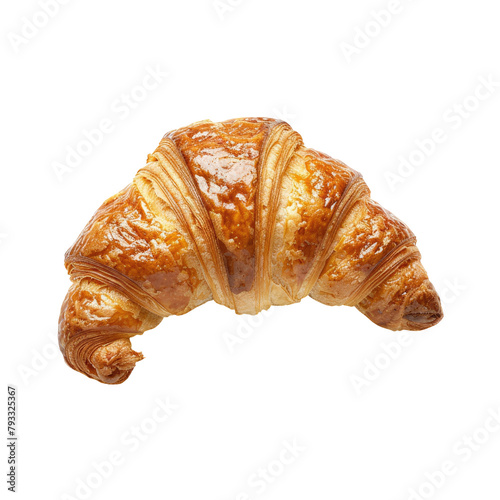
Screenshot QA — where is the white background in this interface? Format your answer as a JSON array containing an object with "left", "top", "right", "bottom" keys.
[{"left": 2, "top": 0, "right": 500, "bottom": 499}]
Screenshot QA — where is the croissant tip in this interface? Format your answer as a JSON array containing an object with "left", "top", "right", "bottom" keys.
[
  {"left": 89, "top": 339, "right": 144, "bottom": 384},
  {"left": 402, "top": 282, "right": 444, "bottom": 331},
  {"left": 403, "top": 311, "right": 443, "bottom": 330}
]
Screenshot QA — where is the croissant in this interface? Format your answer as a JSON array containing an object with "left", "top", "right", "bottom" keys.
[{"left": 59, "top": 117, "right": 443, "bottom": 384}]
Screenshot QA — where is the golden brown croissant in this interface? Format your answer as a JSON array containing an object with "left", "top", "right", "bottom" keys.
[{"left": 59, "top": 117, "right": 443, "bottom": 384}]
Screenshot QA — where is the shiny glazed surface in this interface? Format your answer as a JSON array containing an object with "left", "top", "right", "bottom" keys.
[{"left": 59, "top": 117, "right": 443, "bottom": 384}]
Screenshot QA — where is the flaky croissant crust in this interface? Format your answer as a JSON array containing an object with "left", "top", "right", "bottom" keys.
[{"left": 59, "top": 117, "right": 443, "bottom": 384}]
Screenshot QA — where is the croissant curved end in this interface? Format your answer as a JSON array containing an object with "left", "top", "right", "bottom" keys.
[
  {"left": 402, "top": 281, "right": 444, "bottom": 331},
  {"left": 89, "top": 339, "right": 144, "bottom": 385}
]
